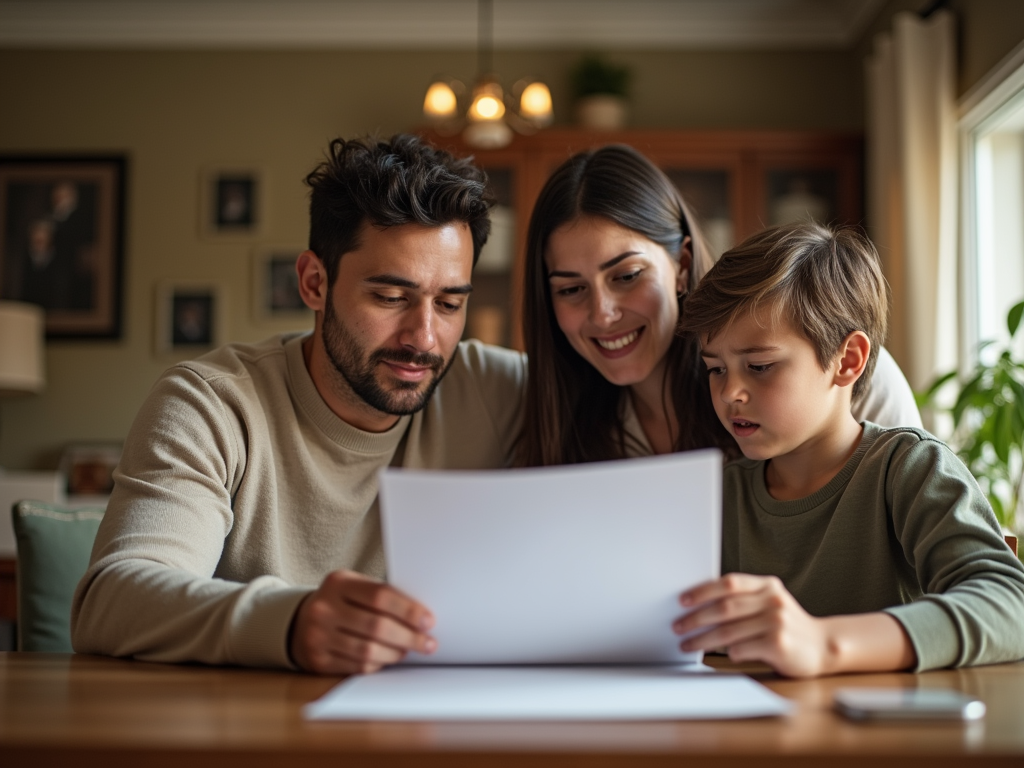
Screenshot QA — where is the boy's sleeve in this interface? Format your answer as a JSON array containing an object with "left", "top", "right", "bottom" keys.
[{"left": 882, "top": 436, "right": 1024, "bottom": 670}]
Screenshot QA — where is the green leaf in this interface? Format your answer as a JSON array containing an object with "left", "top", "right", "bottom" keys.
[
  {"left": 918, "top": 370, "right": 958, "bottom": 402},
  {"left": 994, "top": 403, "right": 1015, "bottom": 464},
  {"left": 1008, "top": 379, "right": 1024, "bottom": 424},
  {"left": 952, "top": 372, "right": 985, "bottom": 425},
  {"left": 989, "top": 493, "right": 1007, "bottom": 528},
  {"left": 1008, "top": 300, "right": 1024, "bottom": 338},
  {"left": 977, "top": 416, "right": 997, "bottom": 451},
  {"left": 1010, "top": 398, "right": 1024, "bottom": 445},
  {"left": 963, "top": 440, "right": 984, "bottom": 465},
  {"left": 989, "top": 415, "right": 1006, "bottom": 465}
]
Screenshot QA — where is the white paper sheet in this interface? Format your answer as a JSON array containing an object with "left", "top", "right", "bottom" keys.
[
  {"left": 303, "top": 665, "right": 792, "bottom": 721},
  {"left": 379, "top": 450, "right": 721, "bottom": 665}
]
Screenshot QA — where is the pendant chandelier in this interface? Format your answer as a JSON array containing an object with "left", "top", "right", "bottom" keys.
[{"left": 423, "top": 0, "right": 553, "bottom": 149}]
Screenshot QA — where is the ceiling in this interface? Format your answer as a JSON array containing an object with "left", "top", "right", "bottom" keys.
[{"left": 0, "top": 0, "right": 892, "bottom": 49}]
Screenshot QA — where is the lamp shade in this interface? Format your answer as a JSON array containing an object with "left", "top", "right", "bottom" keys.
[
  {"left": 423, "top": 81, "right": 459, "bottom": 119},
  {"left": 0, "top": 301, "right": 45, "bottom": 396},
  {"left": 519, "top": 82, "right": 553, "bottom": 126}
]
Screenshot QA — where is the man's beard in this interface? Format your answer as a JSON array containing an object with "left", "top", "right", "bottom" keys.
[{"left": 322, "top": 297, "right": 455, "bottom": 416}]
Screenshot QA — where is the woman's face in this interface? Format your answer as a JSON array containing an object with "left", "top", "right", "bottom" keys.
[{"left": 545, "top": 215, "right": 688, "bottom": 390}]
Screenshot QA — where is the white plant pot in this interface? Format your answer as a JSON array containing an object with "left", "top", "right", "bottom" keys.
[{"left": 575, "top": 95, "right": 628, "bottom": 131}]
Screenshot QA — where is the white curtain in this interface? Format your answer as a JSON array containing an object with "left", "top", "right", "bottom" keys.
[{"left": 865, "top": 10, "right": 958, "bottom": 391}]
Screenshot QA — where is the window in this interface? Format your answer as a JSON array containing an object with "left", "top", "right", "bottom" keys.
[{"left": 961, "top": 50, "right": 1024, "bottom": 364}]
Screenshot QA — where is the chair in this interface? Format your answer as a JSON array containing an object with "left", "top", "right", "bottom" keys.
[
  {"left": 1007, "top": 534, "right": 1019, "bottom": 558},
  {"left": 11, "top": 500, "right": 104, "bottom": 652}
]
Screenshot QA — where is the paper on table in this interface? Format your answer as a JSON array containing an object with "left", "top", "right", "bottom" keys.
[
  {"left": 379, "top": 450, "right": 721, "bottom": 665},
  {"left": 303, "top": 665, "right": 793, "bottom": 721}
]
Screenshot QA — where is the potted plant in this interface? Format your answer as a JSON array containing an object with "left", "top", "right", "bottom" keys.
[
  {"left": 917, "top": 300, "right": 1024, "bottom": 543},
  {"left": 570, "top": 54, "right": 631, "bottom": 131}
]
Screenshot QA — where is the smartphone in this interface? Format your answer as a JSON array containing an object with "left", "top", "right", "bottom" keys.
[{"left": 834, "top": 687, "right": 986, "bottom": 721}]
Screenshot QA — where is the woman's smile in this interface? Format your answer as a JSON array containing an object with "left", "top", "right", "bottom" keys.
[
  {"left": 546, "top": 216, "right": 684, "bottom": 389},
  {"left": 594, "top": 327, "right": 643, "bottom": 355}
]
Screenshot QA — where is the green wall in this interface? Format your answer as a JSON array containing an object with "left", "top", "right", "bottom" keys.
[{"left": 2, "top": 0, "right": 1024, "bottom": 469}]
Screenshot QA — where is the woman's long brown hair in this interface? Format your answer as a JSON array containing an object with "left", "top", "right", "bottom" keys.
[{"left": 515, "top": 145, "right": 733, "bottom": 466}]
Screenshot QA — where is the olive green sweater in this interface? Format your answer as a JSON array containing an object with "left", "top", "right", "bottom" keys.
[{"left": 723, "top": 422, "right": 1024, "bottom": 671}]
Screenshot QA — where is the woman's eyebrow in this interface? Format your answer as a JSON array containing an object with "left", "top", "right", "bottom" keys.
[{"left": 547, "top": 251, "right": 641, "bottom": 279}]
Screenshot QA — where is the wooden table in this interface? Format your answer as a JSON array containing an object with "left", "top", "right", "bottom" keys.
[{"left": 1, "top": 653, "right": 1022, "bottom": 767}]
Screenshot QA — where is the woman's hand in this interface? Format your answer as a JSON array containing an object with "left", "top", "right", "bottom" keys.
[
  {"left": 674, "top": 573, "right": 916, "bottom": 678},
  {"left": 674, "top": 573, "right": 834, "bottom": 678}
]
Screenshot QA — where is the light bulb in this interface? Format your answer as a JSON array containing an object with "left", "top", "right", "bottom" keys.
[
  {"left": 473, "top": 95, "right": 503, "bottom": 120},
  {"left": 468, "top": 81, "right": 506, "bottom": 122},
  {"left": 423, "top": 81, "right": 458, "bottom": 119},
  {"left": 519, "top": 82, "right": 553, "bottom": 126}
]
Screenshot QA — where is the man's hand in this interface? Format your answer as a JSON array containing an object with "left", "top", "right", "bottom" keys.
[
  {"left": 673, "top": 573, "right": 833, "bottom": 678},
  {"left": 673, "top": 573, "right": 916, "bottom": 678},
  {"left": 289, "top": 570, "right": 437, "bottom": 675}
]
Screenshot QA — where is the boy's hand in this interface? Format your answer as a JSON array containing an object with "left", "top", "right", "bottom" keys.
[
  {"left": 289, "top": 570, "right": 437, "bottom": 675},
  {"left": 674, "top": 573, "right": 834, "bottom": 678}
]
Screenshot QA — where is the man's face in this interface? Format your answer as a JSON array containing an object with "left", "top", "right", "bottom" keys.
[{"left": 318, "top": 222, "right": 474, "bottom": 423}]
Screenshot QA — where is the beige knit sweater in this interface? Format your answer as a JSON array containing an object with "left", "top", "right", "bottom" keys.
[{"left": 71, "top": 334, "right": 526, "bottom": 669}]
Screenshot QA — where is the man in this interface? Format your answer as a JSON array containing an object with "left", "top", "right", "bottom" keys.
[{"left": 71, "top": 135, "right": 526, "bottom": 674}]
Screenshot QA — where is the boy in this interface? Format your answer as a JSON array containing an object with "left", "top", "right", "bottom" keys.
[{"left": 676, "top": 222, "right": 1024, "bottom": 678}]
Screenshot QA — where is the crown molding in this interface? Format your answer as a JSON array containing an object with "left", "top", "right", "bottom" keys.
[{"left": 0, "top": 0, "right": 888, "bottom": 50}]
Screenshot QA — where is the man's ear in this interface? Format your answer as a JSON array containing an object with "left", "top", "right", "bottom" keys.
[
  {"left": 296, "top": 250, "right": 328, "bottom": 312},
  {"left": 677, "top": 236, "right": 693, "bottom": 296},
  {"left": 834, "top": 330, "right": 870, "bottom": 388}
]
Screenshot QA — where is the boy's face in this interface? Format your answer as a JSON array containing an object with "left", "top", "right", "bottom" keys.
[{"left": 700, "top": 308, "right": 853, "bottom": 463}]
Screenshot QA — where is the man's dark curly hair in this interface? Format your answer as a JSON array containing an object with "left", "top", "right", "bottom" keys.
[{"left": 304, "top": 134, "right": 492, "bottom": 287}]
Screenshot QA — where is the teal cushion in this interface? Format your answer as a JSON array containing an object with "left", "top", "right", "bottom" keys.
[{"left": 12, "top": 500, "right": 104, "bottom": 652}]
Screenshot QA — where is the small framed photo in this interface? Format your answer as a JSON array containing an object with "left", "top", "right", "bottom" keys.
[
  {"left": 0, "top": 155, "right": 126, "bottom": 338},
  {"left": 59, "top": 442, "right": 122, "bottom": 497},
  {"left": 252, "top": 245, "right": 310, "bottom": 324},
  {"left": 201, "top": 167, "right": 262, "bottom": 237},
  {"left": 155, "top": 281, "right": 225, "bottom": 354}
]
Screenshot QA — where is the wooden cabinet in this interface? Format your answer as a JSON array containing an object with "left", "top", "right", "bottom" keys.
[{"left": 423, "top": 129, "right": 863, "bottom": 350}]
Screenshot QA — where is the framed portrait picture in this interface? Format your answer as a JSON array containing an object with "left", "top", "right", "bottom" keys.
[
  {"left": 155, "top": 281, "right": 225, "bottom": 354},
  {"left": 59, "top": 442, "right": 122, "bottom": 497},
  {"left": 0, "top": 155, "right": 126, "bottom": 338},
  {"left": 201, "top": 167, "right": 262, "bottom": 237},
  {"left": 251, "top": 245, "right": 311, "bottom": 324}
]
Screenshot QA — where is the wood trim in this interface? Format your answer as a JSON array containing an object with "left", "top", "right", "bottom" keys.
[{"left": 0, "top": 557, "right": 16, "bottom": 623}]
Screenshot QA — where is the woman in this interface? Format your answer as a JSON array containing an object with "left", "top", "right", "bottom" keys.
[{"left": 515, "top": 144, "right": 920, "bottom": 466}]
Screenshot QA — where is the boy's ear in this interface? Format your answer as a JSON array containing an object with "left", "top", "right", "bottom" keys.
[
  {"left": 834, "top": 331, "right": 870, "bottom": 388},
  {"left": 296, "top": 250, "right": 328, "bottom": 312}
]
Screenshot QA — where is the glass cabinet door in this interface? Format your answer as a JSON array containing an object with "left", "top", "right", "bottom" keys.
[
  {"left": 466, "top": 167, "right": 516, "bottom": 348},
  {"left": 664, "top": 168, "right": 735, "bottom": 261},
  {"left": 753, "top": 144, "right": 862, "bottom": 235},
  {"left": 765, "top": 168, "right": 840, "bottom": 226}
]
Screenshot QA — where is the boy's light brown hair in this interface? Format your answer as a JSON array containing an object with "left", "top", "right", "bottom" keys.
[{"left": 681, "top": 221, "right": 889, "bottom": 401}]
